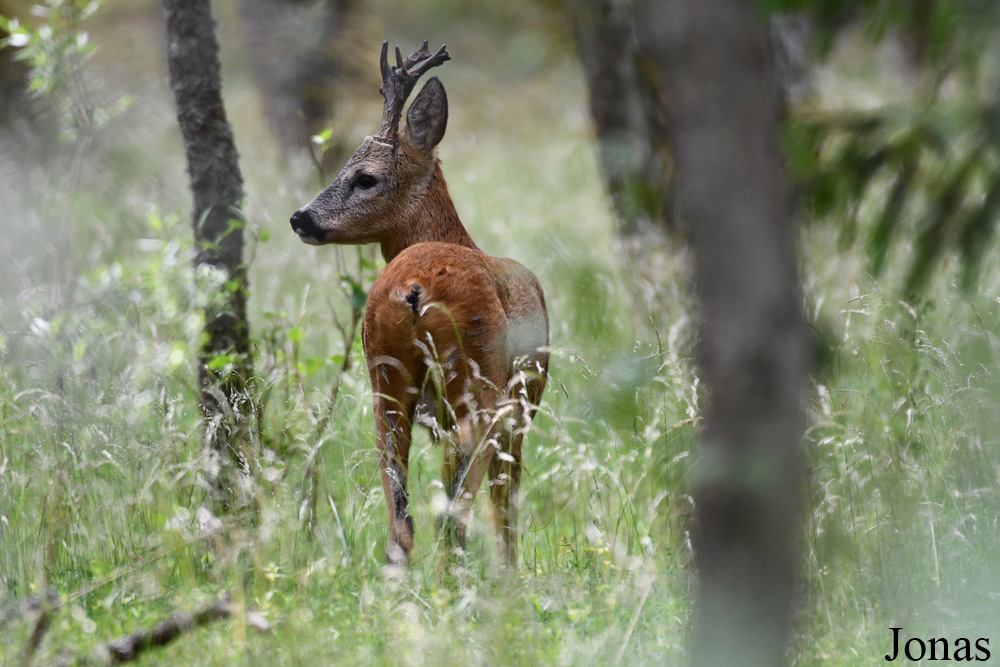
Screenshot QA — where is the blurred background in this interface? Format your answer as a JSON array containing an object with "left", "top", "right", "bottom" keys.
[{"left": 1, "top": 0, "right": 1000, "bottom": 664}]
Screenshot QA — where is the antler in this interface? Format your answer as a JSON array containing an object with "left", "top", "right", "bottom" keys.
[{"left": 377, "top": 40, "right": 451, "bottom": 143}]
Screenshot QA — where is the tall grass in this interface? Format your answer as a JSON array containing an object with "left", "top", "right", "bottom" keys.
[{"left": 792, "top": 225, "right": 1000, "bottom": 663}]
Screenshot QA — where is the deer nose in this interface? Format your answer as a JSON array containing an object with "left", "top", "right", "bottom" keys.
[{"left": 290, "top": 209, "right": 317, "bottom": 236}]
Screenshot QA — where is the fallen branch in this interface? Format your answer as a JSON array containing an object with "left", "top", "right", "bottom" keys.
[
  {"left": 21, "top": 601, "right": 53, "bottom": 667},
  {"left": 0, "top": 588, "right": 61, "bottom": 632},
  {"left": 99, "top": 593, "right": 269, "bottom": 664},
  {"left": 3, "top": 546, "right": 268, "bottom": 665}
]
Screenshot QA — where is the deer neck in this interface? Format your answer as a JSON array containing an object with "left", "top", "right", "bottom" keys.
[{"left": 380, "top": 162, "right": 479, "bottom": 263}]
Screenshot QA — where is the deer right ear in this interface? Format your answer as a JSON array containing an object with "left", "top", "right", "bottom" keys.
[{"left": 404, "top": 77, "right": 448, "bottom": 154}]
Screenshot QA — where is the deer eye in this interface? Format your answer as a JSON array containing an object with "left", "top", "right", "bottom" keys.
[{"left": 355, "top": 173, "right": 378, "bottom": 190}]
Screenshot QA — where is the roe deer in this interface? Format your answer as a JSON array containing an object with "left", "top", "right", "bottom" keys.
[{"left": 290, "top": 41, "right": 549, "bottom": 568}]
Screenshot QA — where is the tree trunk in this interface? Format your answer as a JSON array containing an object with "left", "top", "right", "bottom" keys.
[
  {"left": 566, "top": 0, "right": 673, "bottom": 235},
  {"left": 163, "top": 0, "right": 253, "bottom": 508},
  {"left": 239, "top": 0, "right": 361, "bottom": 171},
  {"left": 635, "top": 2, "right": 811, "bottom": 666},
  {"left": 0, "top": 0, "right": 47, "bottom": 145},
  {"left": 565, "top": 1, "right": 813, "bottom": 238},
  {"left": 0, "top": 21, "right": 27, "bottom": 126}
]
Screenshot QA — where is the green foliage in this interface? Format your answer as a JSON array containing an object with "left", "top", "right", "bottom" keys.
[
  {"left": 0, "top": 1, "right": 100, "bottom": 94},
  {"left": 763, "top": 0, "right": 996, "bottom": 60},
  {"left": 781, "top": 0, "right": 1000, "bottom": 295},
  {"left": 0, "top": 0, "right": 131, "bottom": 142},
  {"left": 788, "top": 102, "right": 1000, "bottom": 294}
]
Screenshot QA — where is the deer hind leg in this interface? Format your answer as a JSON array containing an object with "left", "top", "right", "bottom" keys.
[
  {"left": 437, "top": 415, "right": 495, "bottom": 563},
  {"left": 374, "top": 393, "right": 416, "bottom": 566},
  {"left": 489, "top": 370, "right": 546, "bottom": 569},
  {"left": 488, "top": 428, "right": 522, "bottom": 568}
]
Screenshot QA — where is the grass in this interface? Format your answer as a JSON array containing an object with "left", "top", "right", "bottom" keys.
[{"left": 2, "top": 1, "right": 1000, "bottom": 665}]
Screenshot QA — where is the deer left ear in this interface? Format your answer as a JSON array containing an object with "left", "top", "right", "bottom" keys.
[{"left": 404, "top": 77, "right": 448, "bottom": 154}]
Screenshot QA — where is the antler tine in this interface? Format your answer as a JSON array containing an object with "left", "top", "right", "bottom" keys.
[
  {"left": 401, "top": 40, "right": 432, "bottom": 71},
  {"left": 406, "top": 43, "right": 449, "bottom": 78},
  {"left": 379, "top": 41, "right": 391, "bottom": 90},
  {"left": 377, "top": 40, "right": 451, "bottom": 143}
]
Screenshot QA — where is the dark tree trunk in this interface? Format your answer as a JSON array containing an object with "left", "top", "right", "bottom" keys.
[
  {"left": 163, "top": 0, "right": 253, "bottom": 507},
  {"left": 566, "top": 0, "right": 673, "bottom": 235},
  {"left": 635, "top": 2, "right": 811, "bottom": 666},
  {"left": 0, "top": 32, "right": 27, "bottom": 126},
  {"left": 0, "top": 2, "right": 27, "bottom": 100},
  {"left": 240, "top": 0, "right": 361, "bottom": 170},
  {"left": 0, "top": 1, "right": 43, "bottom": 139},
  {"left": 771, "top": 13, "right": 815, "bottom": 110},
  {"left": 565, "top": 1, "right": 813, "bottom": 238}
]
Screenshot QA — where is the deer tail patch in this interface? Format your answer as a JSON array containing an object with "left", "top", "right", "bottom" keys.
[{"left": 405, "top": 282, "right": 423, "bottom": 316}]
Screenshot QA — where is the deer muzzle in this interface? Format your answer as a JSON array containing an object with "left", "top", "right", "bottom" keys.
[{"left": 289, "top": 209, "right": 325, "bottom": 245}]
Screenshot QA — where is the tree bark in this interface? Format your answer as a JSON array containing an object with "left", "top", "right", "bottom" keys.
[
  {"left": 163, "top": 0, "right": 253, "bottom": 507},
  {"left": 566, "top": 0, "right": 673, "bottom": 235},
  {"left": 0, "top": 18, "right": 28, "bottom": 126},
  {"left": 0, "top": 1, "right": 51, "bottom": 150},
  {"left": 635, "top": 2, "right": 811, "bottom": 666},
  {"left": 565, "top": 1, "right": 813, "bottom": 239},
  {"left": 239, "top": 0, "right": 361, "bottom": 171}
]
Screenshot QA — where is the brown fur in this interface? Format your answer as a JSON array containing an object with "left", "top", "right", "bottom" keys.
[{"left": 292, "top": 53, "right": 548, "bottom": 568}]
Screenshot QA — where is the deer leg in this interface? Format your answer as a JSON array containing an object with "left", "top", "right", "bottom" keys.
[
  {"left": 488, "top": 431, "right": 522, "bottom": 568},
  {"left": 437, "top": 418, "right": 494, "bottom": 561},
  {"left": 375, "top": 396, "right": 415, "bottom": 566},
  {"left": 489, "top": 376, "right": 544, "bottom": 569}
]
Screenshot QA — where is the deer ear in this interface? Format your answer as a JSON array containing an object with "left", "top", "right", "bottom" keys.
[{"left": 404, "top": 77, "right": 448, "bottom": 154}]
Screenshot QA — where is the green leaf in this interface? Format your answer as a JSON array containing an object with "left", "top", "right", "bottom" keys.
[
  {"left": 228, "top": 217, "right": 245, "bottom": 231},
  {"left": 316, "top": 129, "right": 333, "bottom": 143},
  {"left": 302, "top": 357, "right": 326, "bottom": 376},
  {"left": 349, "top": 284, "right": 368, "bottom": 311},
  {"left": 167, "top": 344, "right": 186, "bottom": 369},
  {"left": 207, "top": 353, "right": 235, "bottom": 371},
  {"left": 288, "top": 327, "right": 304, "bottom": 344},
  {"left": 905, "top": 149, "right": 980, "bottom": 297},
  {"left": 340, "top": 274, "right": 368, "bottom": 311},
  {"left": 4, "top": 32, "right": 30, "bottom": 49},
  {"left": 868, "top": 160, "right": 915, "bottom": 277},
  {"left": 147, "top": 207, "right": 163, "bottom": 233},
  {"left": 958, "top": 175, "right": 1000, "bottom": 291}
]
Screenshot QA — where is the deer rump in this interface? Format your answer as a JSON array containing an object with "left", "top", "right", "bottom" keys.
[{"left": 364, "top": 241, "right": 547, "bottom": 446}]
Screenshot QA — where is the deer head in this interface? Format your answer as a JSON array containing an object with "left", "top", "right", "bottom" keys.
[{"left": 290, "top": 41, "right": 452, "bottom": 249}]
